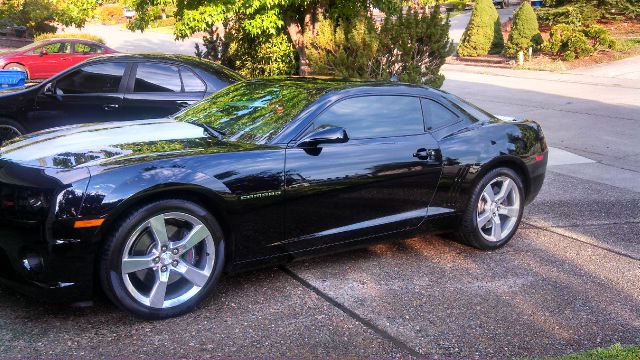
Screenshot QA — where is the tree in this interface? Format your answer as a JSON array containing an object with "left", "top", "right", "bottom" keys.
[
  {"left": 305, "top": 8, "right": 453, "bottom": 88},
  {"left": 0, "top": 0, "right": 96, "bottom": 36},
  {"left": 457, "top": 0, "right": 504, "bottom": 57},
  {"left": 126, "top": 0, "right": 401, "bottom": 75},
  {"left": 505, "top": 2, "right": 543, "bottom": 57}
]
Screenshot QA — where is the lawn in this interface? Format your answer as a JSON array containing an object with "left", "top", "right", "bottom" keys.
[{"left": 550, "top": 344, "right": 640, "bottom": 360}]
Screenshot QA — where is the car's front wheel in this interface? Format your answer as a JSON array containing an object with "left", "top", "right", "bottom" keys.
[
  {"left": 456, "top": 167, "right": 524, "bottom": 250},
  {"left": 100, "top": 199, "right": 225, "bottom": 319},
  {"left": 0, "top": 118, "right": 24, "bottom": 146}
]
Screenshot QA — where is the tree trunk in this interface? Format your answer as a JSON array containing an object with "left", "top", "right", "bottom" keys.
[{"left": 284, "top": 11, "right": 312, "bottom": 76}]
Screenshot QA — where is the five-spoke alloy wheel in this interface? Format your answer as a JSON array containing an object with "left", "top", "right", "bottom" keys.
[
  {"left": 100, "top": 200, "right": 225, "bottom": 319},
  {"left": 456, "top": 167, "right": 524, "bottom": 250}
]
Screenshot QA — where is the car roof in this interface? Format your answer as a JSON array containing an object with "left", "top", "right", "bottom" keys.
[
  {"left": 244, "top": 77, "right": 442, "bottom": 98},
  {"left": 83, "top": 53, "right": 244, "bottom": 80}
]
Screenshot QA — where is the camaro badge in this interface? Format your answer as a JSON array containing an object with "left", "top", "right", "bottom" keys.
[{"left": 240, "top": 191, "right": 282, "bottom": 200}]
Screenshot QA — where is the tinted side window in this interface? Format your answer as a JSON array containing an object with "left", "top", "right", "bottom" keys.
[
  {"left": 181, "top": 68, "right": 206, "bottom": 92},
  {"left": 56, "top": 62, "right": 126, "bottom": 94},
  {"left": 134, "top": 63, "right": 181, "bottom": 92},
  {"left": 421, "top": 99, "right": 459, "bottom": 130},
  {"left": 314, "top": 96, "right": 424, "bottom": 139}
]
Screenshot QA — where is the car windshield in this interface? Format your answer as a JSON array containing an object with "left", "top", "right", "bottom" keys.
[
  {"left": 174, "top": 79, "right": 347, "bottom": 144},
  {"left": 443, "top": 93, "right": 496, "bottom": 122}
]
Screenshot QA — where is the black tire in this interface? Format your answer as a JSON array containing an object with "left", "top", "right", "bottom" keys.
[
  {"left": 0, "top": 118, "right": 25, "bottom": 145},
  {"left": 3, "top": 63, "right": 28, "bottom": 79},
  {"left": 99, "top": 199, "right": 226, "bottom": 320},
  {"left": 455, "top": 167, "right": 524, "bottom": 250}
]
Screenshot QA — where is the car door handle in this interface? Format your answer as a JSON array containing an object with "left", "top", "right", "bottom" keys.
[
  {"left": 413, "top": 148, "right": 439, "bottom": 162},
  {"left": 103, "top": 104, "right": 119, "bottom": 111}
]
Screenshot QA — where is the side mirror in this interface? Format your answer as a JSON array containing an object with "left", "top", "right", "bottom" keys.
[
  {"left": 43, "top": 82, "right": 55, "bottom": 96},
  {"left": 39, "top": 49, "right": 48, "bottom": 56},
  {"left": 296, "top": 126, "right": 349, "bottom": 148}
]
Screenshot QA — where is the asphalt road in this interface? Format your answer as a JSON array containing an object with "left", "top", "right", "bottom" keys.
[{"left": 1, "top": 59, "right": 639, "bottom": 358}]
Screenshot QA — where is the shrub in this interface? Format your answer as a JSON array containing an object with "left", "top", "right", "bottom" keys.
[
  {"left": 96, "top": 4, "right": 123, "bottom": 25},
  {"left": 34, "top": 32, "right": 105, "bottom": 44},
  {"left": 305, "top": 15, "right": 379, "bottom": 79},
  {"left": 457, "top": 0, "right": 504, "bottom": 56},
  {"left": 196, "top": 23, "right": 296, "bottom": 78},
  {"left": 152, "top": 17, "right": 176, "bottom": 28},
  {"left": 542, "top": 23, "right": 618, "bottom": 60},
  {"left": 505, "top": 2, "right": 543, "bottom": 57},
  {"left": 305, "top": 9, "right": 453, "bottom": 88}
]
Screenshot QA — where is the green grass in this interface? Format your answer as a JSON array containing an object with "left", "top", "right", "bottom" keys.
[{"left": 548, "top": 344, "right": 640, "bottom": 360}]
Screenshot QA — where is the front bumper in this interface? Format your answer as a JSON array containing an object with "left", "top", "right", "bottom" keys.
[{"left": 0, "top": 218, "right": 98, "bottom": 302}]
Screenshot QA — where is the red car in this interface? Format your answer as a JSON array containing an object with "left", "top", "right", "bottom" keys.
[{"left": 0, "top": 38, "right": 117, "bottom": 80}]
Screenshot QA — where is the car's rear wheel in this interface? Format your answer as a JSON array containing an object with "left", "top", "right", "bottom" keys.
[
  {"left": 100, "top": 199, "right": 225, "bottom": 319},
  {"left": 0, "top": 118, "right": 24, "bottom": 146},
  {"left": 456, "top": 167, "right": 524, "bottom": 250},
  {"left": 3, "top": 63, "right": 28, "bottom": 78}
]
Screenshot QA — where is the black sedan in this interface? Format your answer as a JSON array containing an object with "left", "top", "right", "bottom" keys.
[
  {"left": 0, "top": 79, "right": 547, "bottom": 319},
  {"left": 0, "top": 54, "right": 243, "bottom": 144}
]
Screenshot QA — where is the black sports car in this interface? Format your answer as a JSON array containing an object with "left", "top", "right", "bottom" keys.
[
  {"left": 0, "top": 54, "right": 243, "bottom": 144},
  {"left": 0, "top": 78, "right": 547, "bottom": 319}
]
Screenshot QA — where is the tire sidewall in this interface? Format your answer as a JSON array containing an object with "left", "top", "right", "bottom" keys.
[
  {"left": 468, "top": 167, "right": 525, "bottom": 249},
  {"left": 0, "top": 118, "right": 25, "bottom": 144},
  {"left": 100, "top": 199, "right": 225, "bottom": 320}
]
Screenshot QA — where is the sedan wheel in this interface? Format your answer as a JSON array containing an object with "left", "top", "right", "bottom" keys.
[
  {"left": 0, "top": 124, "right": 22, "bottom": 145},
  {"left": 101, "top": 200, "right": 225, "bottom": 319},
  {"left": 476, "top": 176, "right": 520, "bottom": 243},
  {"left": 455, "top": 167, "right": 524, "bottom": 250}
]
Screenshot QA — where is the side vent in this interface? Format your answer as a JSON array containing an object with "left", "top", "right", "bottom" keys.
[{"left": 445, "top": 166, "right": 470, "bottom": 208}]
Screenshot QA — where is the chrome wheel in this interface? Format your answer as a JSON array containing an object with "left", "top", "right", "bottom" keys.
[
  {"left": 476, "top": 176, "right": 521, "bottom": 242},
  {"left": 0, "top": 125, "right": 21, "bottom": 145},
  {"left": 121, "top": 212, "right": 215, "bottom": 309}
]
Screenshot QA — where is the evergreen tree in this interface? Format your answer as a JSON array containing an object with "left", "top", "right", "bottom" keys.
[
  {"left": 505, "top": 2, "right": 543, "bottom": 57},
  {"left": 457, "top": 0, "right": 504, "bottom": 57}
]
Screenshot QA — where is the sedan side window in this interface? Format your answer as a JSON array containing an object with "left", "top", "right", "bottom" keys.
[
  {"left": 134, "top": 63, "right": 182, "bottom": 93},
  {"left": 56, "top": 62, "right": 127, "bottom": 95},
  {"left": 421, "top": 99, "right": 460, "bottom": 131},
  {"left": 180, "top": 68, "right": 206, "bottom": 92},
  {"left": 31, "top": 42, "right": 71, "bottom": 54},
  {"left": 314, "top": 96, "right": 424, "bottom": 139},
  {"left": 74, "top": 43, "right": 104, "bottom": 54}
]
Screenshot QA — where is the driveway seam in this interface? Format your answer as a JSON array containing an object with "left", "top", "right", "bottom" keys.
[
  {"left": 279, "top": 266, "right": 423, "bottom": 358},
  {"left": 523, "top": 221, "right": 640, "bottom": 261}
]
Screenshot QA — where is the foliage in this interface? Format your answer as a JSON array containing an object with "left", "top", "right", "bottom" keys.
[
  {"left": 34, "top": 32, "right": 105, "bottom": 44},
  {"left": 536, "top": 3, "right": 603, "bottom": 26},
  {"left": 505, "top": 2, "right": 543, "bottom": 57},
  {"left": 549, "top": 343, "right": 640, "bottom": 360},
  {"left": 306, "top": 8, "right": 453, "bottom": 88},
  {"left": 539, "top": 0, "right": 640, "bottom": 21},
  {"left": 0, "top": 0, "right": 96, "bottom": 36},
  {"left": 226, "top": 30, "right": 297, "bottom": 78},
  {"left": 305, "top": 15, "right": 380, "bottom": 79},
  {"left": 152, "top": 17, "right": 176, "bottom": 28},
  {"left": 542, "top": 23, "right": 617, "bottom": 60},
  {"left": 96, "top": 4, "right": 123, "bottom": 24},
  {"left": 457, "top": 0, "right": 504, "bottom": 56}
]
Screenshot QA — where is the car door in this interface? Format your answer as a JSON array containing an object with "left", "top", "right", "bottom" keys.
[
  {"left": 120, "top": 62, "right": 205, "bottom": 121},
  {"left": 282, "top": 95, "right": 443, "bottom": 253},
  {"left": 29, "top": 62, "right": 128, "bottom": 130}
]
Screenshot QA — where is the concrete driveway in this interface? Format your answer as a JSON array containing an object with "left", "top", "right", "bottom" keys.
[{"left": 1, "top": 60, "right": 639, "bottom": 358}]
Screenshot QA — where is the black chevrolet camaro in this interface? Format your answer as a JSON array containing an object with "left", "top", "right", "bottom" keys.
[{"left": 0, "top": 78, "right": 547, "bottom": 319}]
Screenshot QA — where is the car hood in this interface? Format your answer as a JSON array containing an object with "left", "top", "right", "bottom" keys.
[{"left": 0, "top": 119, "right": 253, "bottom": 169}]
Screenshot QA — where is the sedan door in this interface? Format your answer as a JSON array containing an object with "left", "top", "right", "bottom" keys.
[
  {"left": 282, "top": 95, "right": 443, "bottom": 253},
  {"left": 28, "top": 42, "right": 73, "bottom": 79},
  {"left": 120, "top": 63, "right": 205, "bottom": 121},
  {"left": 30, "top": 62, "right": 128, "bottom": 131}
]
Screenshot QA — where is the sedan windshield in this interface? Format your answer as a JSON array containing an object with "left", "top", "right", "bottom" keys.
[{"left": 174, "top": 78, "right": 346, "bottom": 144}]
